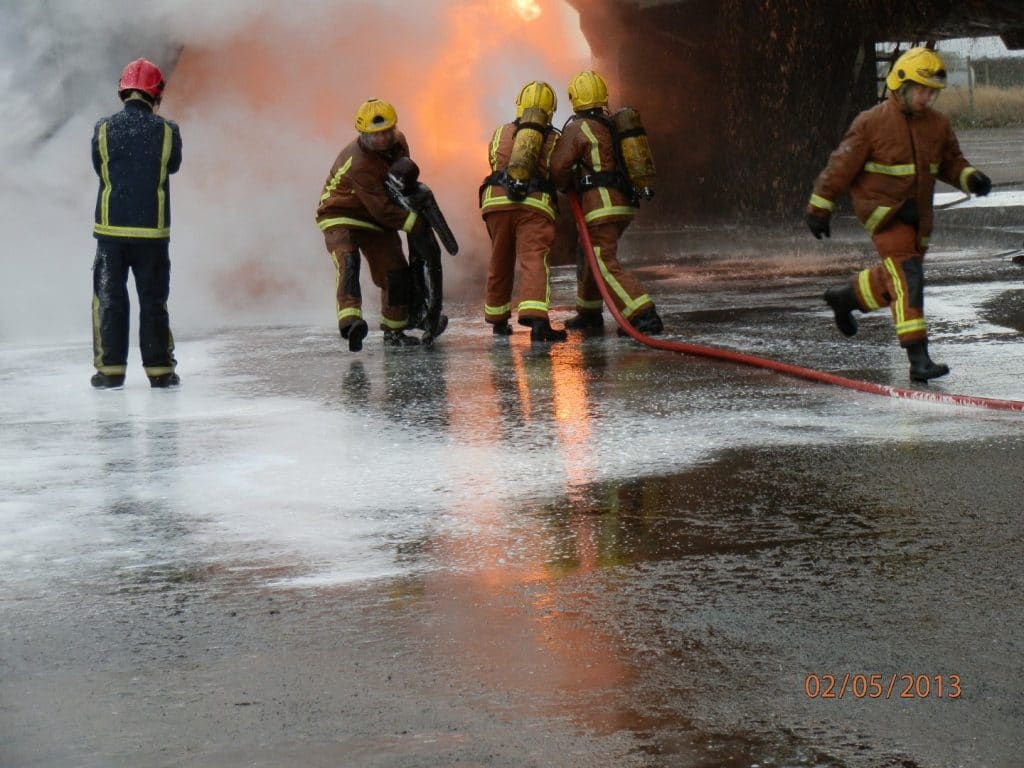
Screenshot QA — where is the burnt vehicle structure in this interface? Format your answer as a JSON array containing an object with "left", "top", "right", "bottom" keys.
[{"left": 564, "top": 0, "right": 1024, "bottom": 220}]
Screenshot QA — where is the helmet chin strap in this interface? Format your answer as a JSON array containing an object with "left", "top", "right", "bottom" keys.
[
  {"left": 898, "top": 86, "right": 913, "bottom": 114},
  {"left": 123, "top": 92, "right": 157, "bottom": 111}
]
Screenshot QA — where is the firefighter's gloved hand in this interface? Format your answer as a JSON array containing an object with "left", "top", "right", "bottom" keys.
[
  {"left": 389, "top": 157, "right": 420, "bottom": 193},
  {"left": 967, "top": 170, "right": 992, "bottom": 197},
  {"left": 805, "top": 212, "right": 831, "bottom": 240},
  {"left": 406, "top": 185, "right": 432, "bottom": 210}
]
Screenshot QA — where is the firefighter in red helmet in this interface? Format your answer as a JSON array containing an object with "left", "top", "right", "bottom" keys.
[
  {"left": 316, "top": 99, "right": 424, "bottom": 350},
  {"left": 90, "top": 58, "right": 182, "bottom": 389}
]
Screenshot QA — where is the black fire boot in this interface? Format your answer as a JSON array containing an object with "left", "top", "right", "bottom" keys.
[
  {"left": 149, "top": 373, "right": 180, "bottom": 388},
  {"left": 823, "top": 284, "right": 859, "bottom": 337},
  {"left": 618, "top": 306, "right": 664, "bottom": 337},
  {"left": 91, "top": 372, "right": 125, "bottom": 389},
  {"left": 341, "top": 319, "right": 369, "bottom": 352},
  {"left": 633, "top": 307, "right": 664, "bottom": 335},
  {"left": 563, "top": 312, "right": 604, "bottom": 331},
  {"left": 905, "top": 340, "right": 950, "bottom": 382},
  {"left": 383, "top": 328, "right": 421, "bottom": 347},
  {"left": 492, "top": 320, "right": 514, "bottom": 336},
  {"left": 521, "top": 317, "right": 567, "bottom": 342}
]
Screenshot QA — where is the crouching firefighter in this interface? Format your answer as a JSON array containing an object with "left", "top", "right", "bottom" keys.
[
  {"left": 549, "top": 70, "right": 664, "bottom": 337},
  {"left": 479, "top": 80, "right": 568, "bottom": 342},
  {"left": 806, "top": 47, "right": 991, "bottom": 382},
  {"left": 385, "top": 157, "right": 458, "bottom": 345},
  {"left": 316, "top": 98, "right": 427, "bottom": 351}
]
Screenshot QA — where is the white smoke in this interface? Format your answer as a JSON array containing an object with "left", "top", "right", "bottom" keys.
[{"left": 0, "top": 0, "right": 588, "bottom": 343}]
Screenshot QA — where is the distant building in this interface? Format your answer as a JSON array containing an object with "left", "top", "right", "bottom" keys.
[{"left": 965, "top": 56, "right": 1024, "bottom": 87}]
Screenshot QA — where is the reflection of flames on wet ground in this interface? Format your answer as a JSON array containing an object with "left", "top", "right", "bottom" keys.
[{"left": 415, "top": 334, "right": 637, "bottom": 736}]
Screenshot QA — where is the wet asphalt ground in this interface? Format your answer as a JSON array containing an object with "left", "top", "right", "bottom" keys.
[{"left": 2, "top": 131, "right": 1023, "bottom": 768}]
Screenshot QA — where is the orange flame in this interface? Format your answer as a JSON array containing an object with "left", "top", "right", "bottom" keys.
[
  {"left": 162, "top": 2, "right": 588, "bottom": 310},
  {"left": 515, "top": 0, "right": 543, "bottom": 22}
]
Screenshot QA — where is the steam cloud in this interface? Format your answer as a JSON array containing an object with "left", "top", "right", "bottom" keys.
[{"left": 0, "top": 0, "right": 588, "bottom": 343}]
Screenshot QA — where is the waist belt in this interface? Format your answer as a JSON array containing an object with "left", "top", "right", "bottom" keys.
[
  {"left": 578, "top": 170, "right": 630, "bottom": 194},
  {"left": 480, "top": 170, "right": 556, "bottom": 202}
]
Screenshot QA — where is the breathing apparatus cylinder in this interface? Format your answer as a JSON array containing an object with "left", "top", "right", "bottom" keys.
[
  {"left": 613, "top": 107, "right": 656, "bottom": 200},
  {"left": 506, "top": 106, "right": 550, "bottom": 201}
]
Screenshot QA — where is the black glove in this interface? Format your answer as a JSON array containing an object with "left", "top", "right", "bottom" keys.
[
  {"left": 967, "top": 170, "right": 992, "bottom": 197},
  {"left": 388, "top": 157, "right": 420, "bottom": 192},
  {"left": 805, "top": 212, "right": 831, "bottom": 240}
]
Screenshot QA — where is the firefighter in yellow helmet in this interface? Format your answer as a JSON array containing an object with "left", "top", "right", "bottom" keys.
[
  {"left": 478, "top": 80, "right": 567, "bottom": 341},
  {"left": 549, "top": 71, "right": 664, "bottom": 336},
  {"left": 316, "top": 98, "right": 424, "bottom": 350},
  {"left": 806, "top": 47, "right": 991, "bottom": 382}
]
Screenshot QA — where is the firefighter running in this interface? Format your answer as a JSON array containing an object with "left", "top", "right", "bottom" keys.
[
  {"left": 90, "top": 58, "right": 182, "bottom": 389},
  {"left": 806, "top": 47, "right": 992, "bottom": 382},
  {"left": 316, "top": 98, "right": 427, "bottom": 351},
  {"left": 549, "top": 71, "right": 664, "bottom": 336},
  {"left": 479, "top": 80, "right": 567, "bottom": 342}
]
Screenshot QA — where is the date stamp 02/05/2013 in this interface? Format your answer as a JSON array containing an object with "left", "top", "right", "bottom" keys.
[{"left": 804, "top": 673, "right": 962, "bottom": 700}]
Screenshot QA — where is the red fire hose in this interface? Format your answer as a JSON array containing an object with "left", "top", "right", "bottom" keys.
[{"left": 568, "top": 193, "right": 1024, "bottom": 413}]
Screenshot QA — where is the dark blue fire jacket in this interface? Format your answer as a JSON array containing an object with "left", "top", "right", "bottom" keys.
[{"left": 91, "top": 99, "right": 182, "bottom": 241}]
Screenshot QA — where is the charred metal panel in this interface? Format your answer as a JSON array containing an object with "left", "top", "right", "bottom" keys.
[{"left": 565, "top": 0, "right": 1024, "bottom": 219}]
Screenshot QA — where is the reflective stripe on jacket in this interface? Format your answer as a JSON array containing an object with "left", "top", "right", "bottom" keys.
[
  {"left": 92, "top": 99, "right": 182, "bottom": 241},
  {"left": 316, "top": 131, "right": 418, "bottom": 233},
  {"left": 807, "top": 92, "right": 975, "bottom": 238},
  {"left": 549, "top": 113, "right": 636, "bottom": 225},
  {"left": 479, "top": 122, "right": 559, "bottom": 220}
]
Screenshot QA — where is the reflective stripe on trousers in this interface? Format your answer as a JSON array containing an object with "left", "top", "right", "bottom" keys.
[
  {"left": 577, "top": 220, "right": 652, "bottom": 318},
  {"left": 853, "top": 221, "right": 928, "bottom": 345},
  {"left": 323, "top": 226, "right": 410, "bottom": 330}
]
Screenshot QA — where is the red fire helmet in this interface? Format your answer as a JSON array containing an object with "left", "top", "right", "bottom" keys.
[{"left": 117, "top": 58, "right": 165, "bottom": 99}]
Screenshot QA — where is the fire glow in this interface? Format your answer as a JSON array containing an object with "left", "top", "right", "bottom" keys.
[
  {"left": 515, "top": 0, "right": 543, "bottom": 21},
  {"left": 163, "top": 0, "right": 588, "bottom": 311}
]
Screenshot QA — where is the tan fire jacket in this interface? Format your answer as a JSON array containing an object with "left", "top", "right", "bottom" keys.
[
  {"left": 550, "top": 112, "right": 636, "bottom": 226},
  {"left": 807, "top": 93, "right": 978, "bottom": 244},
  {"left": 316, "top": 131, "right": 419, "bottom": 233},
  {"left": 479, "top": 121, "right": 559, "bottom": 220}
]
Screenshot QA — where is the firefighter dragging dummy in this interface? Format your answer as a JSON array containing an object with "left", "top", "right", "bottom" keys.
[{"left": 317, "top": 99, "right": 436, "bottom": 350}]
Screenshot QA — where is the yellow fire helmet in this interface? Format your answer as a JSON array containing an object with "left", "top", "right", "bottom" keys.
[
  {"left": 355, "top": 98, "right": 398, "bottom": 133},
  {"left": 515, "top": 80, "right": 557, "bottom": 120},
  {"left": 886, "top": 48, "right": 947, "bottom": 92},
  {"left": 567, "top": 71, "right": 609, "bottom": 112}
]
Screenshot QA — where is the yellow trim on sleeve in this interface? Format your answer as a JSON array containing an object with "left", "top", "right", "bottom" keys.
[
  {"left": 156, "top": 123, "right": 172, "bottom": 230},
  {"left": 98, "top": 123, "right": 111, "bottom": 226},
  {"left": 318, "top": 217, "right": 384, "bottom": 232},
  {"left": 809, "top": 194, "right": 834, "bottom": 212},
  {"left": 863, "top": 161, "right": 915, "bottom": 176}
]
